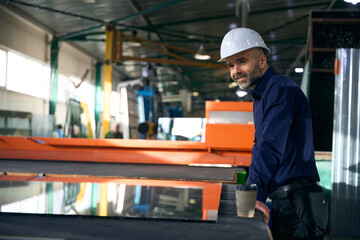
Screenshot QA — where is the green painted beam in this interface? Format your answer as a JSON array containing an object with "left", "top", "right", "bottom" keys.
[
  {"left": 91, "top": 183, "right": 99, "bottom": 215},
  {"left": 49, "top": 39, "right": 59, "bottom": 115},
  {"left": 46, "top": 183, "right": 53, "bottom": 214},
  {"left": 65, "top": 39, "right": 105, "bottom": 42}
]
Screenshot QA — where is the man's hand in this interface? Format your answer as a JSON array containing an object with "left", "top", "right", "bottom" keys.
[{"left": 255, "top": 200, "right": 270, "bottom": 224}]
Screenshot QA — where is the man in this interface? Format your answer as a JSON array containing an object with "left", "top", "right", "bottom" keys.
[
  {"left": 72, "top": 124, "right": 88, "bottom": 138},
  {"left": 53, "top": 124, "right": 64, "bottom": 138},
  {"left": 219, "top": 28, "right": 328, "bottom": 239},
  {"left": 105, "top": 123, "right": 123, "bottom": 139}
]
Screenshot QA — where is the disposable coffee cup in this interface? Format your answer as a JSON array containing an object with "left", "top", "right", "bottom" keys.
[{"left": 235, "top": 184, "right": 257, "bottom": 218}]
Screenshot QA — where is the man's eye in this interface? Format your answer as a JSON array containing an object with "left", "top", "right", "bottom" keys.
[{"left": 240, "top": 60, "right": 246, "bottom": 64}]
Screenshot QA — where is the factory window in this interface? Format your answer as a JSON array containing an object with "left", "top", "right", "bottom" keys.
[
  {"left": 57, "top": 74, "right": 69, "bottom": 103},
  {"left": 25, "top": 58, "right": 43, "bottom": 98},
  {"left": 111, "top": 91, "right": 120, "bottom": 117},
  {"left": 68, "top": 75, "right": 95, "bottom": 103},
  {"left": 7, "top": 51, "right": 26, "bottom": 93},
  {"left": 6, "top": 51, "right": 50, "bottom": 100},
  {"left": 0, "top": 49, "right": 6, "bottom": 87},
  {"left": 42, "top": 66, "right": 50, "bottom": 100}
]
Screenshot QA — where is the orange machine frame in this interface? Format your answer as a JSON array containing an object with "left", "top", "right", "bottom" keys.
[
  {"left": 0, "top": 101, "right": 254, "bottom": 167},
  {"left": 205, "top": 101, "right": 254, "bottom": 151}
]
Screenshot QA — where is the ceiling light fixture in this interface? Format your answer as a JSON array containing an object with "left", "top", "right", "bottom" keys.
[
  {"left": 169, "top": 81, "right": 178, "bottom": 85},
  {"left": 194, "top": 44, "right": 211, "bottom": 61},
  {"left": 128, "top": 42, "right": 141, "bottom": 47},
  {"left": 192, "top": 92, "right": 199, "bottom": 96},
  {"left": 295, "top": 67, "right": 304, "bottom": 73},
  {"left": 194, "top": 53, "right": 211, "bottom": 60},
  {"left": 344, "top": 0, "right": 360, "bottom": 4}
]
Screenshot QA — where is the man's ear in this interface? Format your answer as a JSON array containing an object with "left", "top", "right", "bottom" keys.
[
  {"left": 259, "top": 54, "right": 267, "bottom": 68},
  {"left": 259, "top": 54, "right": 267, "bottom": 72}
]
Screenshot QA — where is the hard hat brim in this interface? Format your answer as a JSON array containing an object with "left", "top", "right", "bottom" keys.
[{"left": 217, "top": 46, "right": 271, "bottom": 63}]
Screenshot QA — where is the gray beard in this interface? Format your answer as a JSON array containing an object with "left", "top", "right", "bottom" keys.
[{"left": 239, "top": 76, "right": 261, "bottom": 90}]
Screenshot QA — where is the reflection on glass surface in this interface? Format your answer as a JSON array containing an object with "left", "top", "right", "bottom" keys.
[
  {"left": 157, "top": 117, "right": 206, "bottom": 142},
  {"left": 0, "top": 178, "right": 221, "bottom": 222}
]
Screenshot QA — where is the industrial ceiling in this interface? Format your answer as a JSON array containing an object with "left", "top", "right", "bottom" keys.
[{"left": 1, "top": 0, "right": 359, "bottom": 102}]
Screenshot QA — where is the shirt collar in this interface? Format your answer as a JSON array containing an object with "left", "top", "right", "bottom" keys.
[{"left": 250, "top": 67, "right": 277, "bottom": 100}]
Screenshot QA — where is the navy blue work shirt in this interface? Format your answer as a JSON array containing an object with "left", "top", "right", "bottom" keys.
[{"left": 247, "top": 67, "right": 320, "bottom": 203}]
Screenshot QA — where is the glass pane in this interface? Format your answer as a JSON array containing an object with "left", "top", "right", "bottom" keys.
[
  {"left": 0, "top": 177, "right": 221, "bottom": 222},
  {"left": 7, "top": 51, "right": 26, "bottom": 93},
  {"left": 42, "top": 65, "right": 50, "bottom": 100},
  {"left": 111, "top": 91, "right": 120, "bottom": 117},
  {"left": 7, "top": 117, "right": 30, "bottom": 129},
  {"left": 57, "top": 74, "right": 69, "bottom": 103},
  {"left": 209, "top": 111, "right": 254, "bottom": 124},
  {"left": 157, "top": 117, "right": 206, "bottom": 142},
  {"left": 25, "top": 58, "right": 43, "bottom": 98}
]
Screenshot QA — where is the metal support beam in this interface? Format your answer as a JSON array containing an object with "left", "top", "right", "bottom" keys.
[
  {"left": 113, "top": 32, "right": 225, "bottom": 68},
  {"left": 126, "top": 0, "right": 152, "bottom": 26},
  {"left": 102, "top": 26, "right": 113, "bottom": 138},
  {"left": 49, "top": 39, "right": 59, "bottom": 116},
  {"left": 241, "top": 0, "right": 249, "bottom": 28}
]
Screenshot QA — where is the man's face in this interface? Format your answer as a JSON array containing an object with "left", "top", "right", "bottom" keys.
[{"left": 226, "top": 48, "right": 265, "bottom": 91}]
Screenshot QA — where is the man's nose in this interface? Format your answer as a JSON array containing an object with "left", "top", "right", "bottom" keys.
[{"left": 233, "top": 64, "right": 242, "bottom": 74}]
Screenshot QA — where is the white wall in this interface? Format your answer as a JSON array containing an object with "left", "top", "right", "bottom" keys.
[
  {"left": 0, "top": 6, "right": 48, "bottom": 63},
  {"left": 59, "top": 43, "right": 94, "bottom": 84}
]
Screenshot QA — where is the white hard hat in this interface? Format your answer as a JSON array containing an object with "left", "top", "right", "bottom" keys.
[{"left": 218, "top": 28, "right": 271, "bottom": 62}]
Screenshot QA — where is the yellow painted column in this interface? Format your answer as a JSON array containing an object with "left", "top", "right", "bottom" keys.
[
  {"left": 102, "top": 25, "right": 113, "bottom": 138},
  {"left": 99, "top": 183, "right": 108, "bottom": 216}
]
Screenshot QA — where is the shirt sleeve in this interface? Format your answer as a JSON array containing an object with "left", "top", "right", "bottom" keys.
[{"left": 247, "top": 79, "right": 298, "bottom": 202}]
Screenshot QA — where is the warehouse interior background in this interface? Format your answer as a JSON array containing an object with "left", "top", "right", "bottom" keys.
[
  {"left": 0, "top": 0, "right": 358, "bottom": 143},
  {"left": 0, "top": 0, "right": 360, "bottom": 239}
]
